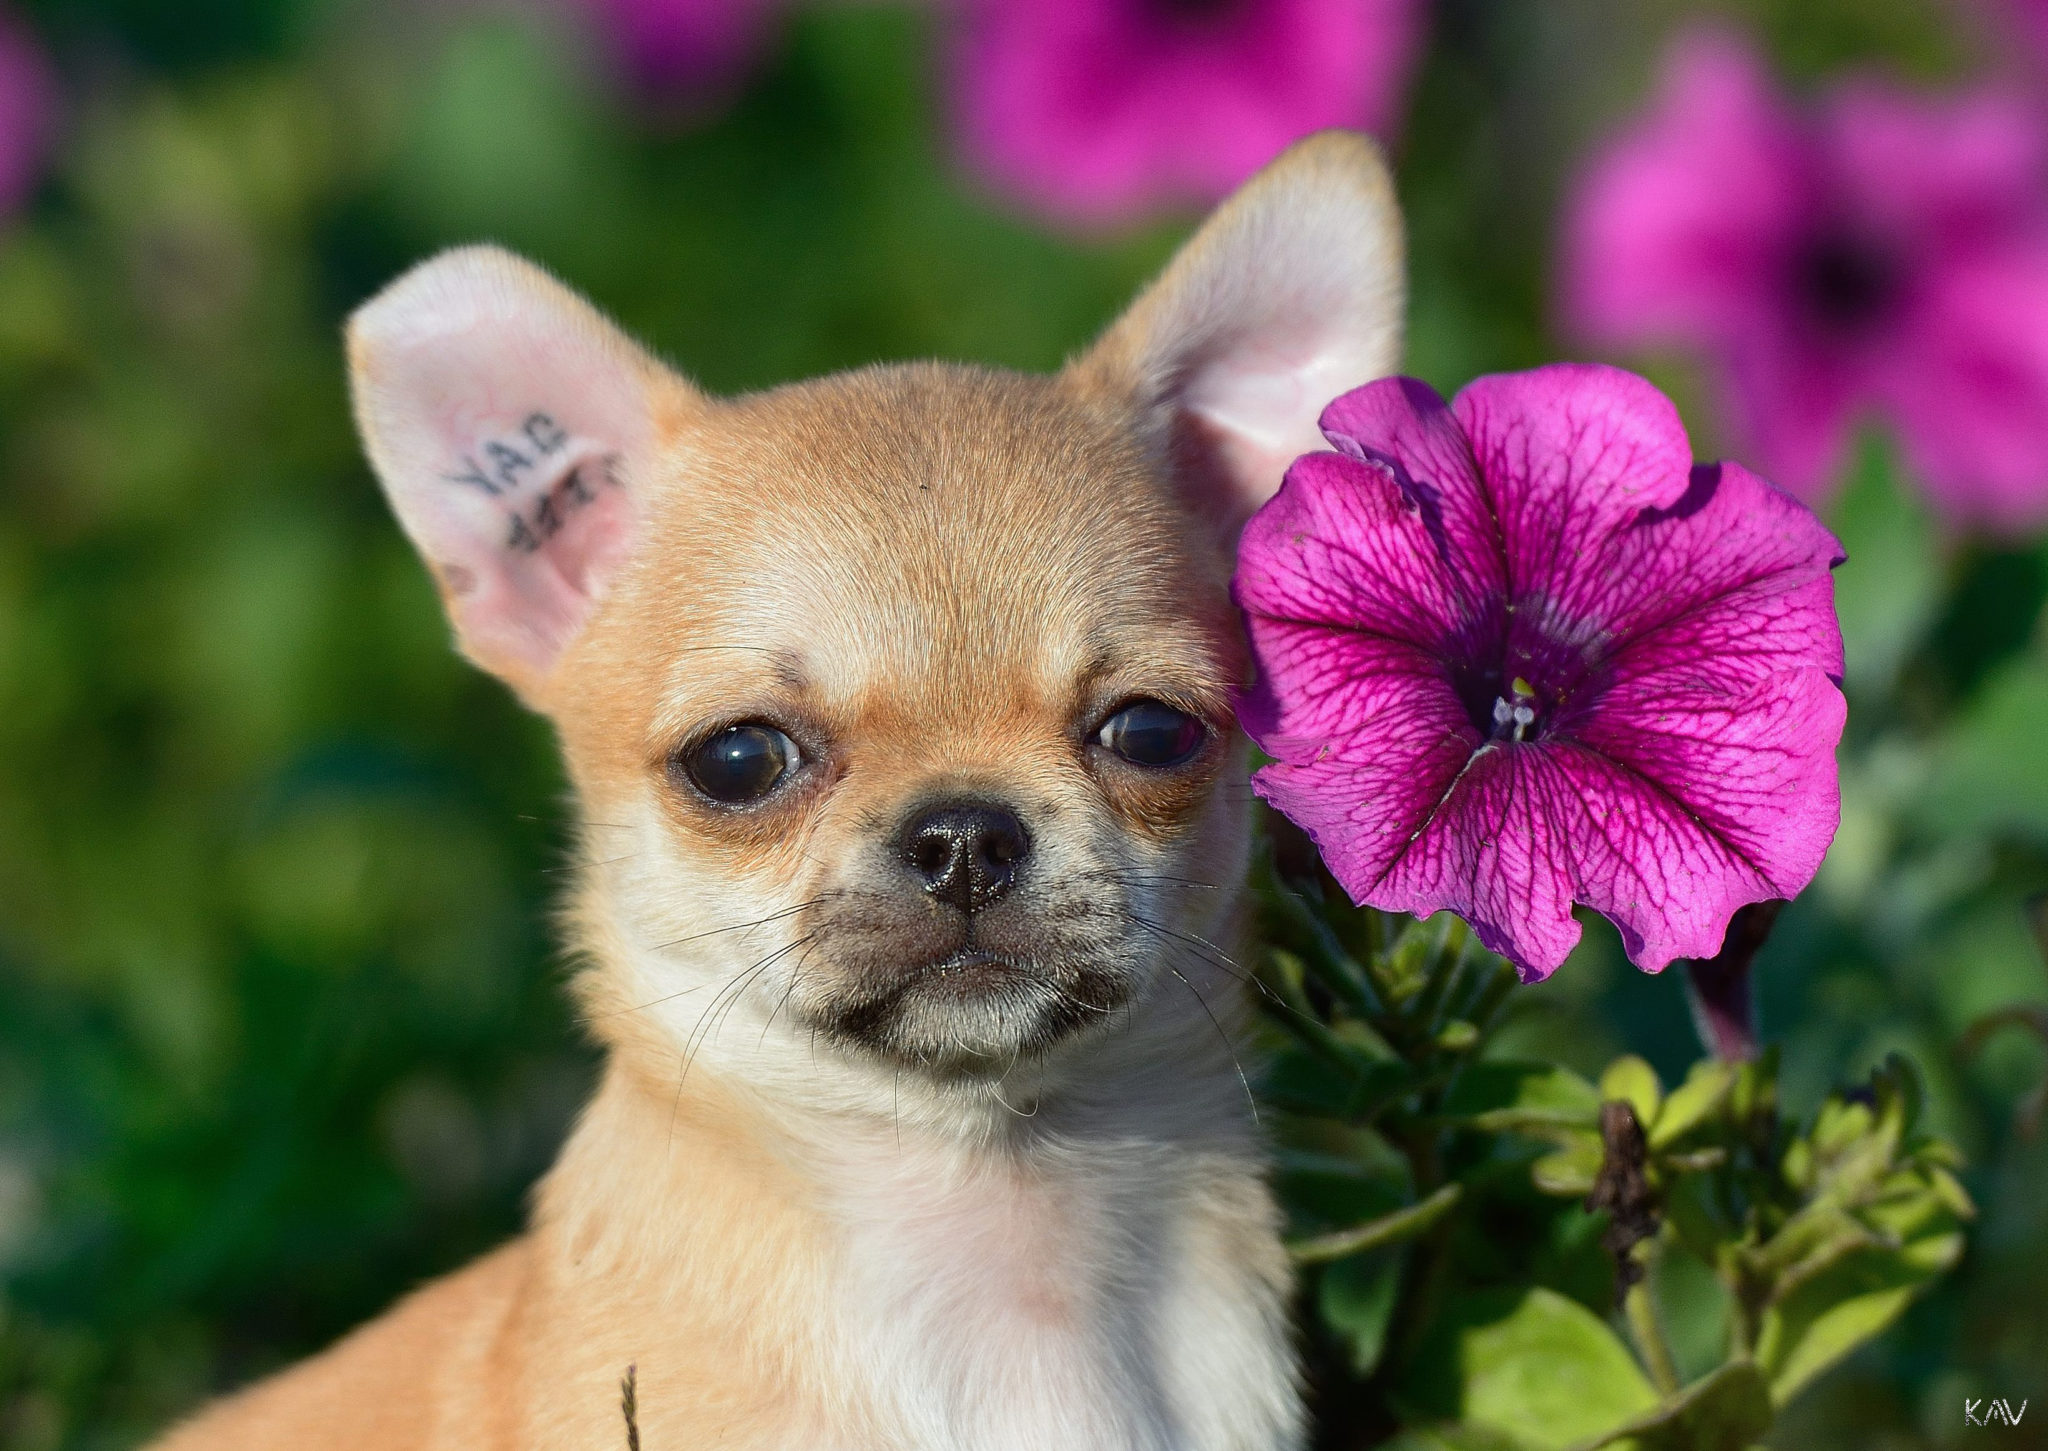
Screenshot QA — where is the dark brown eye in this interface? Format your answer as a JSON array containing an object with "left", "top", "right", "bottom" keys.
[
  {"left": 680, "top": 724, "right": 799, "bottom": 803},
  {"left": 1097, "top": 700, "right": 1206, "bottom": 768}
]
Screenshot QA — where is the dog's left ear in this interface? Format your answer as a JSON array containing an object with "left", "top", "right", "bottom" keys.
[
  {"left": 1071, "top": 130, "right": 1405, "bottom": 544},
  {"left": 346, "top": 246, "right": 689, "bottom": 705}
]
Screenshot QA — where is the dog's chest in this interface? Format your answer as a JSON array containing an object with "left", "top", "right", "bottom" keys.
[{"left": 822, "top": 1140, "right": 1283, "bottom": 1451}]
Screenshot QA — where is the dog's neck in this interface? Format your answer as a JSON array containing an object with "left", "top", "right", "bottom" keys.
[{"left": 528, "top": 913, "right": 1288, "bottom": 1451}]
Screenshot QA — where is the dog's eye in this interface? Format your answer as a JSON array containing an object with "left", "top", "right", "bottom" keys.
[
  {"left": 681, "top": 724, "right": 800, "bottom": 803},
  {"left": 1097, "top": 700, "right": 1206, "bottom": 768}
]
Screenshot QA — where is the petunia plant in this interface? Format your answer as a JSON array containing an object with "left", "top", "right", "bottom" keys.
[{"left": 1237, "top": 364, "right": 1972, "bottom": 1449}]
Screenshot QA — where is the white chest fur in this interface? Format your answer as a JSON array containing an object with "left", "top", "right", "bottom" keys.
[{"left": 816, "top": 1131, "right": 1300, "bottom": 1451}]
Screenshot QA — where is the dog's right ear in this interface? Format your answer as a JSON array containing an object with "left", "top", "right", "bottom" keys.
[
  {"left": 1070, "top": 130, "right": 1405, "bottom": 551},
  {"left": 347, "top": 246, "right": 689, "bottom": 703}
]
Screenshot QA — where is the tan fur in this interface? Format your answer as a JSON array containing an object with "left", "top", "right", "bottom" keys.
[{"left": 150, "top": 132, "right": 1404, "bottom": 1451}]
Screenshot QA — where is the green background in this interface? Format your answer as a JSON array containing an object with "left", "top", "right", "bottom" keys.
[{"left": 0, "top": 0, "right": 2042, "bottom": 1446}]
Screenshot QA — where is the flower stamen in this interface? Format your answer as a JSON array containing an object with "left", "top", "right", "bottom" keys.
[{"left": 1491, "top": 695, "right": 1538, "bottom": 743}]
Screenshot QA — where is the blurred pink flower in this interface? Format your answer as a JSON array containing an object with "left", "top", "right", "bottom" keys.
[
  {"left": 0, "top": 6, "right": 55, "bottom": 222},
  {"left": 589, "top": 0, "right": 783, "bottom": 98},
  {"left": 1235, "top": 365, "right": 1845, "bottom": 981},
  {"left": 1997, "top": 0, "right": 2048, "bottom": 70},
  {"left": 948, "top": 0, "right": 1423, "bottom": 227},
  {"left": 1562, "top": 28, "right": 2048, "bottom": 533}
]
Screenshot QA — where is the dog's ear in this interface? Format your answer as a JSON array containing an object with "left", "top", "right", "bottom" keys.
[
  {"left": 1071, "top": 130, "right": 1405, "bottom": 545},
  {"left": 347, "top": 246, "right": 689, "bottom": 702}
]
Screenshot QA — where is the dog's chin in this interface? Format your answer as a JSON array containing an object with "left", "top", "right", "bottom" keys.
[{"left": 813, "top": 951, "right": 1131, "bottom": 1075}]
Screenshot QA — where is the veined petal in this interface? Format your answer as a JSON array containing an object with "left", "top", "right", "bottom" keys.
[
  {"left": 1364, "top": 746, "right": 1585, "bottom": 980},
  {"left": 1578, "top": 666, "right": 1846, "bottom": 923},
  {"left": 1581, "top": 459, "right": 1845, "bottom": 665},
  {"left": 1235, "top": 449, "right": 1475, "bottom": 651},
  {"left": 1368, "top": 736, "right": 1805, "bottom": 980},
  {"left": 1314, "top": 376, "right": 1508, "bottom": 603},
  {"left": 1245, "top": 626, "right": 1476, "bottom": 895}
]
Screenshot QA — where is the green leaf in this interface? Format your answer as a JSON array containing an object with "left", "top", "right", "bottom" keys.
[
  {"left": 1260, "top": 1040, "right": 1417, "bottom": 1123},
  {"left": 1648, "top": 1061, "right": 1737, "bottom": 1149},
  {"left": 1920, "top": 655, "right": 2048, "bottom": 842},
  {"left": 1445, "top": 1289, "right": 1662, "bottom": 1450},
  {"left": 1600, "top": 1056, "right": 1663, "bottom": 1126},
  {"left": 1571, "top": 1360, "right": 1775, "bottom": 1451},
  {"left": 1437, "top": 1018, "right": 1482, "bottom": 1053},
  {"left": 1926, "top": 1166, "right": 1977, "bottom": 1220},
  {"left": 1440, "top": 1061, "right": 1603, "bottom": 1134},
  {"left": 1531, "top": 1132, "right": 1605, "bottom": 1197},
  {"left": 1755, "top": 1241, "right": 1957, "bottom": 1405},
  {"left": 1318, "top": 1248, "right": 1405, "bottom": 1374},
  {"left": 1274, "top": 1140, "right": 1409, "bottom": 1238},
  {"left": 1828, "top": 433, "right": 1940, "bottom": 697}
]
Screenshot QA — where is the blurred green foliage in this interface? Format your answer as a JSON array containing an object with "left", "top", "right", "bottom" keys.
[{"left": 0, "top": 1, "right": 2043, "bottom": 1448}]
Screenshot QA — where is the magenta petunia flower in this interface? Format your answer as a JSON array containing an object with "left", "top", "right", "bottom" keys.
[
  {"left": 1562, "top": 27, "right": 2048, "bottom": 533},
  {"left": 0, "top": 6, "right": 55, "bottom": 223},
  {"left": 948, "top": 0, "right": 1423, "bottom": 227},
  {"left": 587, "top": 0, "right": 783, "bottom": 99},
  {"left": 1235, "top": 364, "right": 1846, "bottom": 982}
]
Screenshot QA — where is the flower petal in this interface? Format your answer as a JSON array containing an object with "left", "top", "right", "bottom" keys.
[
  {"left": 1367, "top": 729, "right": 1827, "bottom": 981},
  {"left": 948, "top": 0, "right": 1424, "bottom": 226},
  {"left": 1577, "top": 465, "right": 1847, "bottom": 915},
  {"left": 1362, "top": 746, "right": 1584, "bottom": 980},
  {"left": 1313, "top": 375, "right": 1507, "bottom": 602},
  {"left": 0, "top": 8, "right": 56, "bottom": 220},
  {"left": 1822, "top": 79, "right": 2046, "bottom": 252},
  {"left": 1239, "top": 364, "right": 1846, "bottom": 982},
  {"left": 1873, "top": 243, "right": 2048, "bottom": 533},
  {"left": 1559, "top": 26, "right": 1808, "bottom": 349},
  {"left": 1577, "top": 459, "right": 1845, "bottom": 672},
  {"left": 1452, "top": 363, "right": 1696, "bottom": 629},
  {"left": 1234, "top": 447, "right": 1476, "bottom": 654},
  {"left": 1715, "top": 330, "right": 1861, "bottom": 507},
  {"left": 1577, "top": 667, "right": 1845, "bottom": 952},
  {"left": 1246, "top": 625, "right": 1476, "bottom": 901}
]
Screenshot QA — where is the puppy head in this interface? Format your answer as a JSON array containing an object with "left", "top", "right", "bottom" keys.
[{"left": 346, "top": 133, "right": 1402, "bottom": 1104}]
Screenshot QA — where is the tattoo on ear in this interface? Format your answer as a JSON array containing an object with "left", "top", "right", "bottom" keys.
[
  {"left": 441, "top": 410, "right": 572, "bottom": 496},
  {"left": 506, "top": 453, "right": 623, "bottom": 554}
]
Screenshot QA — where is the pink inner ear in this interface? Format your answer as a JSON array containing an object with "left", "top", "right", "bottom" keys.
[
  {"left": 350, "top": 247, "right": 667, "bottom": 688},
  {"left": 430, "top": 429, "right": 641, "bottom": 677},
  {"left": 1181, "top": 337, "right": 1379, "bottom": 523}
]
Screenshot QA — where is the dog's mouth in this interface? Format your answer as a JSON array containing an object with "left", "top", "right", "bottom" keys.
[{"left": 816, "top": 945, "right": 1131, "bottom": 1068}]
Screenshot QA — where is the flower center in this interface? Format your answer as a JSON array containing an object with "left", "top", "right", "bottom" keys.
[
  {"left": 1453, "top": 659, "right": 1560, "bottom": 746},
  {"left": 1488, "top": 675, "right": 1543, "bottom": 743},
  {"left": 1446, "top": 602, "right": 1607, "bottom": 748},
  {"left": 1791, "top": 231, "right": 1901, "bottom": 333}
]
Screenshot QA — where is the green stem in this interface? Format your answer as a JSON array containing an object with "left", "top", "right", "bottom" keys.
[
  {"left": 1624, "top": 1274, "right": 1682, "bottom": 1397},
  {"left": 1364, "top": 1115, "right": 1456, "bottom": 1409},
  {"left": 1288, "top": 1184, "right": 1464, "bottom": 1264}
]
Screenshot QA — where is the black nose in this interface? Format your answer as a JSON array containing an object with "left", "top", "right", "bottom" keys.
[{"left": 899, "top": 803, "right": 1031, "bottom": 914}]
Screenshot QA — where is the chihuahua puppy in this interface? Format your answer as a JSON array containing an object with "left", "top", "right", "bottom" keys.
[{"left": 150, "top": 131, "right": 1403, "bottom": 1451}]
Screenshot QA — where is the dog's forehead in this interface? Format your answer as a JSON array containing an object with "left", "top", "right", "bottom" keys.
[{"left": 625, "top": 363, "right": 1224, "bottom": 708}]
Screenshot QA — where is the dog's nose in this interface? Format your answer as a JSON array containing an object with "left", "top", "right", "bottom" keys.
[{"left": 899, "top": 803, "right": 1031, "bottom": 914}]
